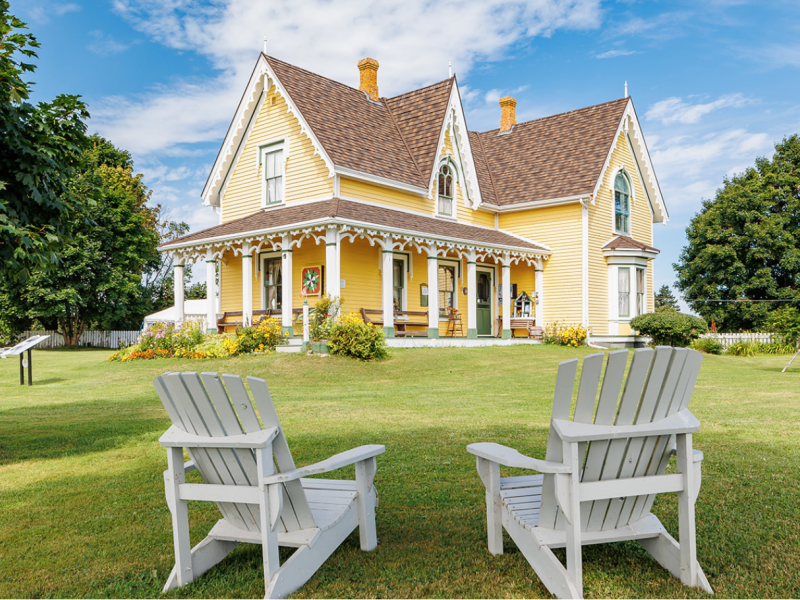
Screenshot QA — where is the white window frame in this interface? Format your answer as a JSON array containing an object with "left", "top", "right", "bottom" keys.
[
  {"left": 392, "top": 254, "right": 409, "bottom": 312},
  {"left": 258, "top": 139, "right": 288, "bottom": 208},
  {"left": 437, "top": 258, "right": 460, "bottom": 320},
  {"left": 611, "top": 167, "right": 634, "bottom": 237},
  {"left": 435, "top": 157, "right": 459, "bottom": 219},
  {"left": 636, "top": 266, "right": 646, "bottom": 317},
  {"left": 260, "top": 252, "right": 283, "bottom": 311}
]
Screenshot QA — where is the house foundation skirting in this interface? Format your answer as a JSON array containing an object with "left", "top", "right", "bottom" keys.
[{"left": 589, "top": 335, "right": 649, "bottom": 349}]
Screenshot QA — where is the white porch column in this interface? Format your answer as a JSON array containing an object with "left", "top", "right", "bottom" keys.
[
  {"left": 427, "top": 246, "right": 439, "bottom": 339},
  {"left": 381, "top": 237, "right": 394, "bottom": 338},
  {"left": 205, "top": 249, "right": 217, "bottom": 333},
  {"left": 325, "top": 226, "right": 340, "bottom": 300},
  {"left": 534, "top": 257, "right": 544, "bottom": 329},
  {"left": 467, "top": 249, "right": 477, "bottom": 338},
  {"left": 173, "top": 260, "right": 185, "bottom": 326},
  {"left": 281, "top": 234, "right": 293, "bottom": 336},
  {"left": 242, "top": 242, "right": 253, "bottom": 326},
  {"left": 501, "top": 253, "right": 511, "bottom": 339}
]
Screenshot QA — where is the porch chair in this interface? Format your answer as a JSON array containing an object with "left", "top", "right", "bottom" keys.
[
  {"left": 467, "top": 347, "right": 713, "bottom": 598},
  {"left": 154, "top": 372, "right": 385, "bottom": 599}
]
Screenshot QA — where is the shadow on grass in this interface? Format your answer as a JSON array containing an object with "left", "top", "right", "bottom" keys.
[
  {"left": 1, "top": 422, "right": 799, "bottom": 599},
  {"left": 0, "top": 397, "right": 167, "bottom": 465}
]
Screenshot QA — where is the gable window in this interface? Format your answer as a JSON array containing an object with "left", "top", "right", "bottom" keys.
[
  {"left": 260, "top": 142, "right": 285, "bottom": 206},
  {"left": 437, "top": 164, "right": 454, "bottom": 216},
  {"left": 614, "top": 171, "right": 630, "bottom": 234}
]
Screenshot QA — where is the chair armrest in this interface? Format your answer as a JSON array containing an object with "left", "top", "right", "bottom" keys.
[
  {"left": 467, "top": 442, "right": 571, "bottom": 473},
  {"left": 159, "top": 425, "right": 279, "bottom": 449},
  {"left": 262, "top": 444, "right": 385, "bottom": 484},
  {"left": 553, "top": 409, "right": 701, "bottom": 443},
  {"left": 184, "top": 460, "right": 197, "bottom": 473}
]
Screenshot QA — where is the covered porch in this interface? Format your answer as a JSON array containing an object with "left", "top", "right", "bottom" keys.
[{"left": 161, "top": 199, "right": 550, "bottom": 340}]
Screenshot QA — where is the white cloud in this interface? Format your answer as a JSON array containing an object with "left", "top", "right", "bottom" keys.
[
  {"left": 87, "top": 30, "right": 137, "bottom": 55},
  {"left": 650, "top": 129, "right": 772, "bottom": 210},
  {"left": 595, "top": 49, "right": 636, "bottom": 59},
  {"left": 95, "top": 0, "right": 601, "bottom": 157},
  {"left": 645, "top": 93, "right": 749, "bottom": 125},
  {"left": 20, "top": 1, "right": 81, "bottom": 24}
]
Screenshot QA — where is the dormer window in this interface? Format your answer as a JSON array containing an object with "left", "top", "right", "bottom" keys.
[
  {"left": 614, "top": 171, "right": 630, "bottom": 234},
  {"left": 260, "top": 142, "right": 285, "bottom": 206},
  {"left": 438, "top": 164, "right": 454, "bottom": 216}
]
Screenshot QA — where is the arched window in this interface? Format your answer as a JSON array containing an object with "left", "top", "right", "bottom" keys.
[
  {"left": 438, "top": 164, "right": 454, "bottom": 216},
  {"left": 614, "top": 171, "right": 630, "bottom": 234}
]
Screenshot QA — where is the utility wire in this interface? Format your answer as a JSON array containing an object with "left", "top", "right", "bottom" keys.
[{"left": 683, "top": 298, "right": 798, "bottom": 302}]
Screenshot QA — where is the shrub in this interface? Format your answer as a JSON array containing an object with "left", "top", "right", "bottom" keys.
[
  {"left": 328, "top": 312, "right": 388, "bottom": 360},
  {"left": 630, "top": 310, "right": 708, "bottom": 347},
  {"left": 765, "top": 307, "right": 800, "bottom": 346},
  {"left": 725, "top": 341, "right": 756, "bottom": 357},
  {"left": 690, "top": 337, "right": 723, "bottom": 355},
  {"left": 310, "top": 296, "right": 341, "bottom": 341},
  {"left": 542, "top": 321, "right": 587, "bottom": 347},
  {"left": 233, "top": 318, "right": 287, "bottom": 354},
  {"left": 753, "top": 341, "right": 796, "bottom": 355}
]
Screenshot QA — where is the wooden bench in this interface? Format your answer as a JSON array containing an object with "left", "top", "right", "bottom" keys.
[
  {"left": 394, "top": 310, "right": 429, "bottom": 337},
  {"left": 217, "top": 309, "right": 305, "bottom": 331},
  {"left": 510, "top": 318, "right": 543, "bottom": 340},
  {"left": 360, "top": 308, "right": 429, "bottom": 337}
]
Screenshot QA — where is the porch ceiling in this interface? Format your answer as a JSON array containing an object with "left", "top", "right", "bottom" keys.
[{"left": 160, "top": 198, "right": 549, "bottom": 255}]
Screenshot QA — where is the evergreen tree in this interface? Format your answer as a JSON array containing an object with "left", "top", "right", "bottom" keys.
[{"left": 654, "top": 285, "right": 680, "bottom": 312}]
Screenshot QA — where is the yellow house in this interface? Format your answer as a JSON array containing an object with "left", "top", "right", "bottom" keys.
[{"left": 161, "top": 54, "right": 667, "bottom": 347}]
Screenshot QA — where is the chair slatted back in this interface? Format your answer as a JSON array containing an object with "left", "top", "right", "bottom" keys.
[
  {"left": 154, "top": 372, "right": 316, "bottom": 534},
  {"left": 538, "top": 347, "right": 703, "bottom": 532}
]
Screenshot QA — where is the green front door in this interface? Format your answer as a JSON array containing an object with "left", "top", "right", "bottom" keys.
[{"left": 477, "top": 271, "right": 492, "bottom": 336}]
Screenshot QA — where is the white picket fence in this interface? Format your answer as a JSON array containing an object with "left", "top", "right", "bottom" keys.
[
  {"left": 699, "top": 332, "right": 775, "bottom": 348},
  {"left": 21, "top": 330, "right": 140, "bottom": 349}
]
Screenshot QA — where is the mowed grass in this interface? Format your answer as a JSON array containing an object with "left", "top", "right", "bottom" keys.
[{"left": 0, "top": 346, "right": 798, "bottom": 599}]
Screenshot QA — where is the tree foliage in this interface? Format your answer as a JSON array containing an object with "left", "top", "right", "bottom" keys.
[
  {"left": 0, "top": 2, "right": 91, "bottom": 281},
  {"left": 7, "top": 136, "right": 161, "bottom": 344},
  {"left": 654, "top": 285, "right": 680, "bottom": 312},
  {"left": 674, "top": 135, "right": 800, "bottom": 331}
]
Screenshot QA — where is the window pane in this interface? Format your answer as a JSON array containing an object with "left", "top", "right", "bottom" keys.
[
  {"left": 619, "top": 268, "right": 630, "bottom": 317},
  {"left": 274, "top": 150, "right": 283, "bottom": 176},
  {"left": 438, "top": 265, "right": 455, "bottom": 317},
  {"left": 439, "top": 196, "right": 452, "bottom": 215},
  {"left": 275, "top": 176, "right": 283, "bottom": 203},
  {"left": 267, "top": 179, "right": 276, "bottom": 203},
  {"left": 636, "top": 268, "right": 645, "bottom": 315}
]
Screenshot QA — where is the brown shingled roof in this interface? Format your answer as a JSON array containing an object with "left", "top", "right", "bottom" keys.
[
  {"left": 162, "top": 199, "right": 547, "bottom": 252},
  {"left": 475, "top": 98, "right": 630, "bottom": 206},
  {"left": 602, "top": 235, "right": 659, "bottom": 253},
  {"left": 267, "top": 55, "right": 440, "bottom": 188}
]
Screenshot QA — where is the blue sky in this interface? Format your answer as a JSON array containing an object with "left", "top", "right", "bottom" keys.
[{"left": 15, "top": 0, "right": 800, "bottom": 299}]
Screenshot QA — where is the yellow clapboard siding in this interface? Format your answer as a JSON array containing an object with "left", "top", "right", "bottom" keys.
[
  {"left": 499, "top": 205, "right": 582, "bottom": 326},
  {"left": 221, "top": 86, "right": 333, "bottom": 224},
  {"left": 339, "top": 178, "right": 427, "bottom": 214},
  {"left": 591, "top": 131, "right": 658, "bottom": 332},
  {"left": 339, "top": 237, "right": 382, "bottom": 315}
]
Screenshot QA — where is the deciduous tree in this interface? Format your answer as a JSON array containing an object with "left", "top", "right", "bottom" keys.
[{"left": 675, "top": 135, "right": 800, "bottom": 331}]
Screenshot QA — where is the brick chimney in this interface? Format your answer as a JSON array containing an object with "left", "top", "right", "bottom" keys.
[
  {"left": 499, "top": 96, "right": 517, "bottom": 132},
  {"left": 358, "top": 57, "right": 380, "bottom": 102}
]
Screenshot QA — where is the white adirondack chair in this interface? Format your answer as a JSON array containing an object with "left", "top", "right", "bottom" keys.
[
  {"left": 468, "top": 347, "right": 714, "bottom": 599},
  {"left": 154, "top": 372, "right": 385, "bottom": 599}
]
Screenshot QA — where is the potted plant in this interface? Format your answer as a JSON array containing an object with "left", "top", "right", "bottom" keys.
[{"left": 310, "top": 296, "right": 340, "bottom": 353}]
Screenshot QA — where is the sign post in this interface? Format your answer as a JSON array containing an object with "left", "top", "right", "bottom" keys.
[{"left": 1, "top": 335, "right": 50, "bottom": 386}]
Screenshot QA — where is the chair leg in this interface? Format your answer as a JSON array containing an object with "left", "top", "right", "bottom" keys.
[
  {"left": 676, "top": 433, "right": 709, "bottom": 591},
  {"left": 476, "top": 457, "right": 503, "bottom": 554},
  {"left": 165, "top": 448, "right": 194, "bottom": 590},
  {"left": 355, "top": 457, "right": 378, "bottom": 551}
]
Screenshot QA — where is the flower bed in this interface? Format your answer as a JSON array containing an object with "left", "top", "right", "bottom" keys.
[{"left": 108, "top": 318, "right": 288, "bottom": 361}]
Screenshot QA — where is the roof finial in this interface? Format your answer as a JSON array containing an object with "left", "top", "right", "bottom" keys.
[
  {"left": 448, "top": 60, "right": 452, "bottom": 78},
  {"left": 263, "top": 35, "right": 267, "bottom": 54},
  {"left": 624, "top": 80, "right": 628, "bottom": 98}
]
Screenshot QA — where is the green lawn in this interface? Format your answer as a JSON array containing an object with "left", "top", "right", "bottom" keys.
[{"left": 0, "top": 346, "right": 798, "bottom": 599}]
